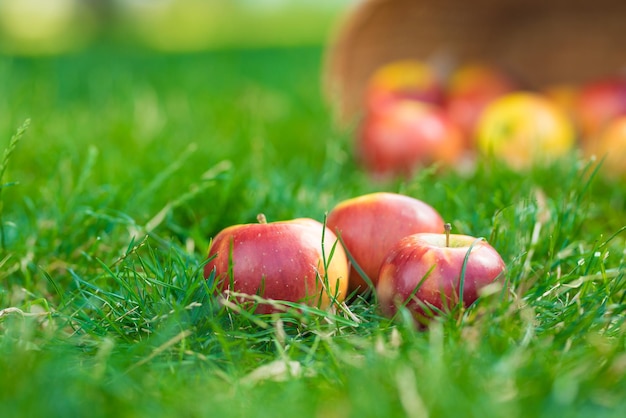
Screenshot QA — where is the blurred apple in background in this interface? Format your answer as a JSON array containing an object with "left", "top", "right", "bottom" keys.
[
  {"left": 326, "top": 192, "right": 445, "bottom": 294},
  {"left": 574, "top": 76, "right": 626, "bottom": 141},
  {"left": 204, "top": 216, "right": 349, "bottom": 314},
  {"left": 357, "top": 100, "right": 465, "bottom": 179},
  {"left": 364, "top": 59, "right": 445, "bottom": 113},
  {"left": 476, "top": 92, "right": 577, "bottom": 170},
  {"left": 445, "top": 62, "right": 518, "bottom": 148},
  {"left": 377, "top": 230, "right": 506, "bottom": 324},
  {"left": 583, "top": 115, "right": 626, "bottom": 179}
]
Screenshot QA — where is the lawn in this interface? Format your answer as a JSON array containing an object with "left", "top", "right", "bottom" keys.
[{"left": 0, "top": 42, "right": 625, "bottom": 417}]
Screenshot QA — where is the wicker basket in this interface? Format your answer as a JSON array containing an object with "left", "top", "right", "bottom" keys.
[{"left": 324, "top": 0, "right": 626, "bottom": 124}]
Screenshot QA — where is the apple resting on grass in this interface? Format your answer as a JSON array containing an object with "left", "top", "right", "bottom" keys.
[
  {"left": 326, "top": 192, "right": 445, "bottom": 294},
  {"left": 204, "top": 215, "right": 349, "bottom": 314},
  {"left": 377, "top": 224, "right": 505, "bottom": 323},
  {"left": 357, "top": 100, "right": 465, "bottom": 179}
]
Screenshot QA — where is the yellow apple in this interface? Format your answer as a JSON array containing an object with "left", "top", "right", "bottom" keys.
[{"left": 476, "top": 92, "right": 577, "bottom": 170}]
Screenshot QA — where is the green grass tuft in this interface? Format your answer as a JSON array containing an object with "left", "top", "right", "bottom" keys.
[{"left": 0, "top": 118, "right": 30, "bottom": 250}]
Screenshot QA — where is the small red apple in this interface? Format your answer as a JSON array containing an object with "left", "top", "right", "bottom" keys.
[
  {"left": 583, "top": 115, "right": 626, "bottom": 178},
  {"left": 377, "top": 225, "right": 505, "bottom": 323},
  {"left": 575, "top": 76, "right": 626, "bottom": 140},
  {"left": 365, "top": 59, "right": 445, "bottom": 113},
  {"left": 326, "top": 192, "right": 445, "bottom": 294},
  {"left": 357, "top": 100, "right": 465, "bottom": 179},
  {"left": 445, "top": 62, "right": 518, "bottom": 146},
  {"left": 204, "top": 215, "right": 349, "bottom": 314}
]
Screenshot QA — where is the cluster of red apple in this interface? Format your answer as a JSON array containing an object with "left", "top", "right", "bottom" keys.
[
  {"left": 356, "top": 59, "right": 626, "bottom": 178},
  {"left": 204, "top": 192, "right": 506, "bottom": 323}
]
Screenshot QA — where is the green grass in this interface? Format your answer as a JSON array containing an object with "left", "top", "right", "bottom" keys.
[{"left": 0, "top": 45, "right": 625, "bottom": 418}]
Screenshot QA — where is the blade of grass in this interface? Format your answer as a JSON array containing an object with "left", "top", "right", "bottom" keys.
[{"left": 0, "top": 119, "right": 30, "bottom": 250}]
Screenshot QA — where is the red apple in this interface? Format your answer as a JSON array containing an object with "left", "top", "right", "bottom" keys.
[
  {"left": 476, "top": 92, "right": 576, "bottom": 170},
  {"left": 326, "top": 192, "right": 445, "bottom": 294},
  {"left": 377, "top": 229, "right": 505, "bottom": 323},
  {"left": 365, "top": 59, "right": 445, "bottom": 113},
  {"left": 445, "top": 62, "right": 518, "bottom": 147},
  {"left": 575, "top": 76, "right": 626, "bottom": 141},
  {"left": 583, "top": 115, "right": 626, "bottom": 178},
  {"left": 204, "top": 215, "right": 349, "bottom": 314},
  {"left": 357, "top": 100, "right": 465, "bottom": 179}
]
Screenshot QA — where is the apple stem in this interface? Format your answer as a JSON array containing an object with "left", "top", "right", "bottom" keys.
[
  {"left": 257, "top": 213, "right": 267, "bottom": 224},
  {"left": 444, "top": 223, "right": 451, "bottom": 247}
]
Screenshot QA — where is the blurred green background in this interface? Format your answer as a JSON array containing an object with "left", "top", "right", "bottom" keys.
[{"left": 0, "top": 0, "right": 358, "bottom": 55}]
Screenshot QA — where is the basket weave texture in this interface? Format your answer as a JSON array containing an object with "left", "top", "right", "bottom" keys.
[{"left": 324, "top": 0, "right": 626, "bottom": 122}]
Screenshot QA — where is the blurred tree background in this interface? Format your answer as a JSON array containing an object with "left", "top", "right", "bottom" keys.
[{"left": 0, "top": 0, "right": 359, "bottom": 55}]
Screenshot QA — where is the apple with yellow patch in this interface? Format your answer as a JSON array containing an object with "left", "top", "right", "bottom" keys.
[
  {"left": 204, "top": 215, "right": 349, "bottom": 314},
  {"left": 476, "top": 92, "right": 576, "bottom": 170}
]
